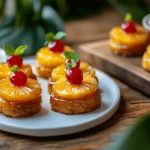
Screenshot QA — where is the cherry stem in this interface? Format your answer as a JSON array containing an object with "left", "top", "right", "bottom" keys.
[
  {"left": 124, "top": 13, "right": 132, "bottom": 22},
  {"left": 11, "top": 65, "right": 19, "bottom": 72}
]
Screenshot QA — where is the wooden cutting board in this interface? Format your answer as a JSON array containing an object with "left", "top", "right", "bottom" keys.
[{"left": 78, "top": 40, "right": 150, "bottom": 96}]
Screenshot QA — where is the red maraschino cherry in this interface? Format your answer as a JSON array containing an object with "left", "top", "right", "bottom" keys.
[
  {"left": 10, "top": 65, "right": 27, "bottom": 86},
  {"left": 121, "top": 13, "right": 137, "bottom": 33},
  {"left": 66, "top": 68, "right": 83, "bottom": 84},
  {"left": 64, "top": 51, "right": 83, "bottom": 84},
  {"left": 48, "top": 40, "right": 64, "bottom": 52},
  {"left": 44, "top": 31, "right": 67, "bottom": 53},
  {"left": 7, "top": 55, "right": 23, "bottom": 68}
]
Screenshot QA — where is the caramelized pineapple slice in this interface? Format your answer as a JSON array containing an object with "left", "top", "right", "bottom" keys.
[
  {"left": 52, "top": 75, "right": 98, "bottom": 100},
  {"left": 0, "top": 78, "right": 41, "bottom": 103},
  {"left": 142, "top": 45, "right": 150, "bottom": 71},
  {"left": 110, "top": 26, "right": 149, "bottom": 46},
  {"left": 0, "top": 63, "right": 35, "bottom": 80},
  {"left": 0, "top": 63, "right": 12, "bottom": 79},
  {"left": 36, "top": 46, "right": 72, "bottom": 68},
  {"left": 51, "top": 62, "right": 95, "bottom": 82}
]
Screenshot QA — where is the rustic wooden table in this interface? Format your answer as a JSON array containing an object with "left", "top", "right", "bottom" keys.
[{"left": 1, "top": 9, "right": 150, "bottom": 150}]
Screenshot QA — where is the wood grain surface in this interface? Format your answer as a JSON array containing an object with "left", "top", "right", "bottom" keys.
[
  {"left": 78, "top": 40, "right": 150, "bottom": 96},
  {"left": 0, "top": 9, "right": 150, "bottom": 150}
]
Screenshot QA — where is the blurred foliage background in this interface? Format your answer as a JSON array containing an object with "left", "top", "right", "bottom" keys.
[
  {"left": 0, "top": 0, "right": 149, "bottom": 56},
  {"left": 48, "top": 0, "right": 150, "bottom": 21}
]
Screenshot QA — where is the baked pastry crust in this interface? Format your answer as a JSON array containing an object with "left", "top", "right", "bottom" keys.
[
  {"left": 0, "top": 97, "right": 41, "bottom": 118},
  {"left": 48, "top": 62, "right": 95, "bottom": 93},
  {"left": 51, "top": 90, "right": 100, "bottom": 114},
  {"left": 35, "top": 63, "right": 53, "bottom": 79},
  {"left": 36, "top": 46, "right": 72, "bottom": 79},
  {"left": 142, "top": 45, "right": 150, "bottom": 71},
  {"left": 50, "top": 75, "right": 101, "bottom": 114},
  {"left": 0, "top": 78, "right": 42, "bottom": 117},
  {"left": 0, "top": 63, "right": 36, "bottom": 80},
  {"left": 109, "top": 25, "right": 149, "bottom": 56}
]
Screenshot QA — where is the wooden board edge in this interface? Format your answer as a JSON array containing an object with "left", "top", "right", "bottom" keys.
[{"left": 78, "top": 42, "right": 150, "bottom": 96}]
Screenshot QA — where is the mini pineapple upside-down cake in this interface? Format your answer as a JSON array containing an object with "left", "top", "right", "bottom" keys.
[
  {"left": 0, "top": 45, "right": 36, "bottom": 80},
  {"left": 50, "top": 52, "right": 101, "bottom": 114},
  {"left": 142, "top": 45, "right": 150, "bottom": 71},
  {"left": 109, "top": 13, "right": 149, "bottom": 56},
  {"left": 48, "top": 52, "right": 96, "bottom": 94},
  {"left": 0, "top": 65, "right": 42, "bottom": 118},
  {"left": 36, "top": 32, "right": 73, "bottom": 79}
]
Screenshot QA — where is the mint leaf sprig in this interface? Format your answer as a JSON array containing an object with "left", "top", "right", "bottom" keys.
[
  {"left": 3, "top": 44, "right": 28, "bottom": 56},
  {"left": 66, "top": 59, "right": 76, "bottom": 69},
  {"left": 64, "top": 51, "right": 80, "bottom": 69},
  {"left": 124, "top": 13, "right": 132, "bottom": 22},
  {"left": 44, "top": 31, "right": 67, "bottom": 46},
  {"left": 11, "top": 65, "right": 19, "bottom": 72}
]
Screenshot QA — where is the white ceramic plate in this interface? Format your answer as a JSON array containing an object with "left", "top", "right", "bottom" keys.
[{"left": 0, "top": 56, "right": 120, "bottom": 137}]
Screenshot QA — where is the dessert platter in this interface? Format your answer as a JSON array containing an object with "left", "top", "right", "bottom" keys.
[{"left": 0, "top": 32, "right": 120, "bottom": 136}]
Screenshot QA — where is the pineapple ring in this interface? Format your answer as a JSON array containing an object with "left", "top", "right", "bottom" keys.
[
  {"left": 142, "top": 45, "right": 150, "bottom": 71},
  {"left": 48, "top": 62, "right": 96, "bottom": 94},
  {"left": 36, "top": 46, "right": 73, "bottom": 68},
  {"left": 0, "top": 78, "right": 41, "bottom": 102},
  {"left": 52, "top": 75, "right": 98, "bottom": 100},
  {"left": 110, "top": 26, "right": 149, "bottom": 46},
  {"left": 51, "top": 62, "right": 95, "bottom": 82},
  {"left": 0, "top": 63, "right": 36, "bottom": 80},
  {"left": 109, "top": 25, "right": 149, "bottom": 56}
]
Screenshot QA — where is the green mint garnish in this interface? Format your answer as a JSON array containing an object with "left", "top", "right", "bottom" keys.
[
  {"left": 14, "top": 45, "right": 28, "bottom": 55},
  {"left": 45, "top": 33, "right": 55, "bottom": 42},
  {"left": 3, "top": 44, "right": 28, "bottom": 56},
  {"left": 64, "top": 51, "right": 80, "bottom": 63},
  {"left": 64, "top": 52, "right": 80, "bottom": 69},
  {"left": 3, "top": 44, "right": 15, "bottom": 56},
  {"left": 44, "top": 31, "right": 67, "bottom": 46},
  {"left": 66, "top": 59, "right": 76, "bottom": 69},
  {"left": 54, "top": 32, "right": 67, "bottom": 40},
  {"left": 11, "top": 65, "right": 19, "bottom": 72},
  {"left": 125, "top": 13, "right": 132, "bottom": 22}
]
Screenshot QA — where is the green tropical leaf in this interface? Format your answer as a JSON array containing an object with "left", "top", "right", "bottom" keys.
[
  {"left": 0, "top": 6, "right": 64, "bottom": 56},
  {"left": 108, "top": 0, "right": 149, "bottom": 22},
  {"left": 104, "top": 114, "right": 150, "bottom": 150}
]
